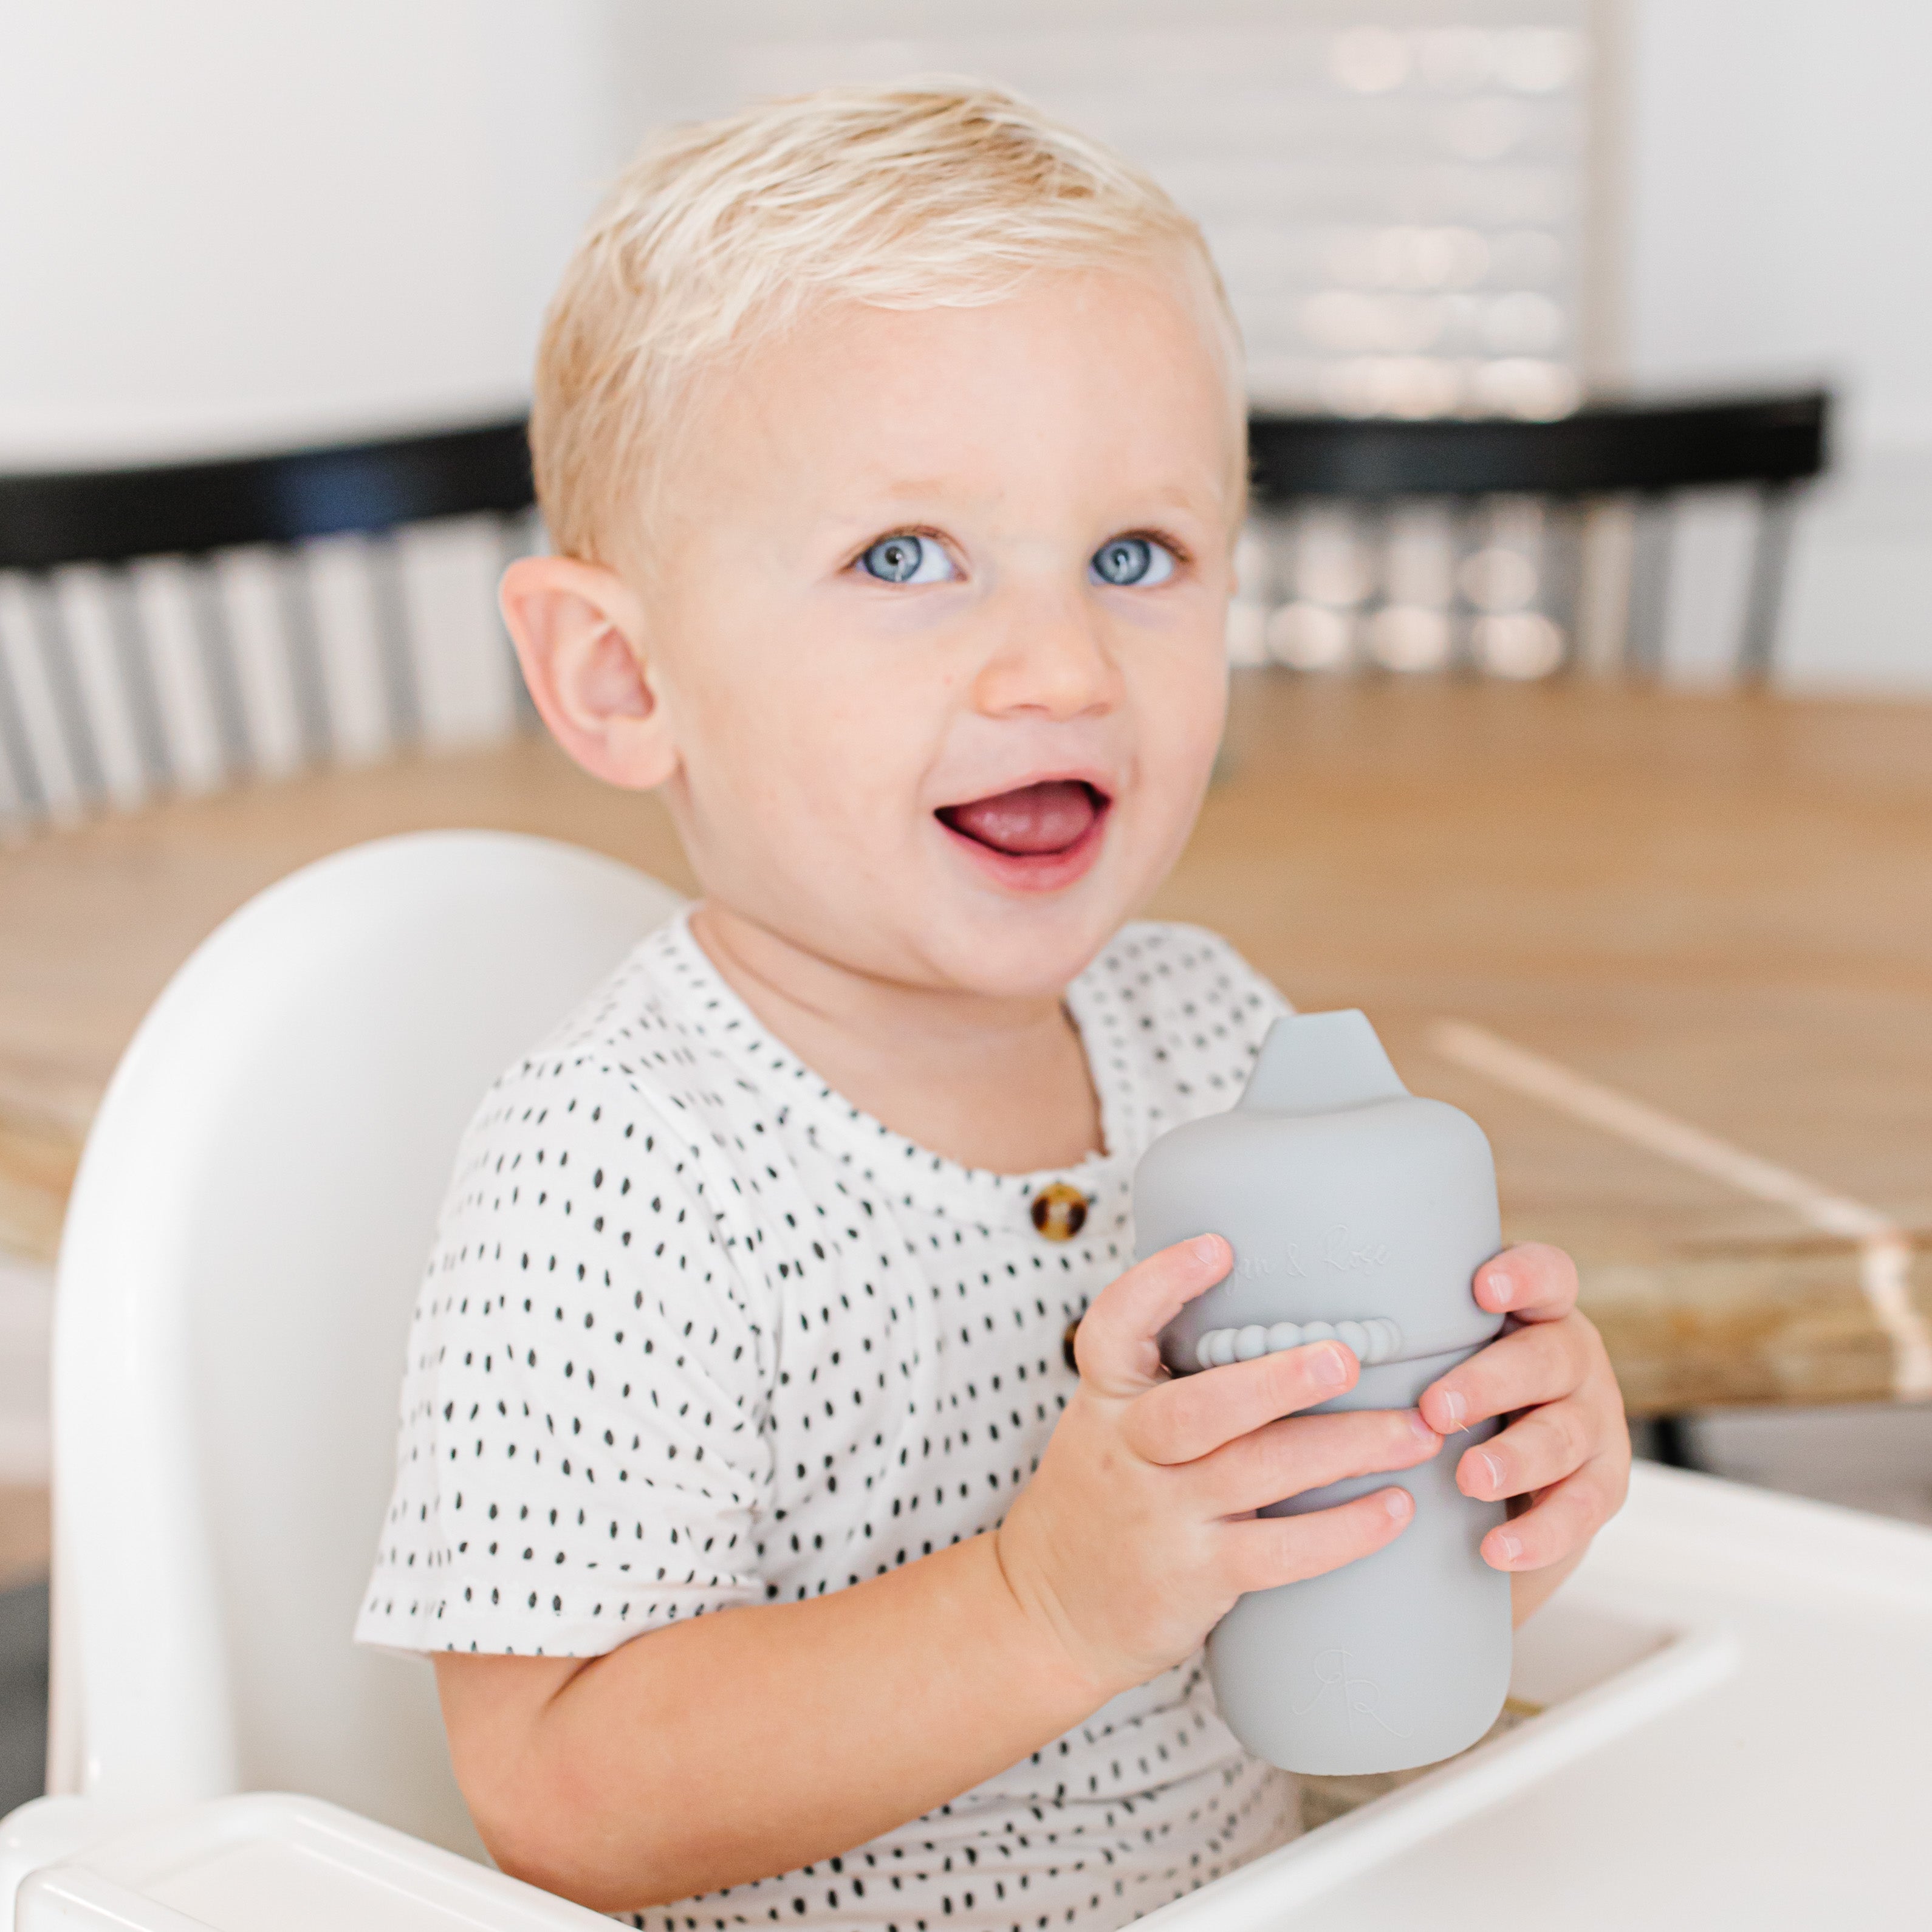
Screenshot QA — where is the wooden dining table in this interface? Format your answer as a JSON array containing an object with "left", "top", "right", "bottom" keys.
[{"left": 3, "top": 673, "right": 1928, "bottom": 1418}]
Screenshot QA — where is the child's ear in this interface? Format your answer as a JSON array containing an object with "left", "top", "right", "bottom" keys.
[{"left": 499, "top": 556, "right": 677, "bottom": 791}]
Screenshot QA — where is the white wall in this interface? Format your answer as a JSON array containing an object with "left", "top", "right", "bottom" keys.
[
  {"left": 1626, "top": 0, "right": 1932, "bottom": 458},
  {"left": 0, "top": 0, "right": 623, "bottom": 465},
  {"left": 1625, "top": 0, "right": 1932, "bottom": 689}
]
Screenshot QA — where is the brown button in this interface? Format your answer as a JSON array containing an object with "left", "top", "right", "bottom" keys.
[{"left": 1030, "top": 1182, "right": 1088, "bottom": 1242}]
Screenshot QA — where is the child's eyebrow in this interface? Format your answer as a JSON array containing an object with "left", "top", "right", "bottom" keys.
[
  {"left": 1133, "top": 479, "right": 1226, "bottom": 517},
  {"left": 837, "top": 476, "right": 967, "bottom": 510},
  {"left": 827, "top": 474, "right": 1227, "bottom": 527}
]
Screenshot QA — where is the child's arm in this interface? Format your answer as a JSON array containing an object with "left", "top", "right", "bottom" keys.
[
  {"left": 434, "top": 1234, "right": 1438, "bottom": 1913},
  {"left": 1413, "top": 1242, "right": 1632, "bottom": 1628}
]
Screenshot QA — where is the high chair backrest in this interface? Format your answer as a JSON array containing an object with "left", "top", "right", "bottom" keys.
[{"left": 48, "top": 831, "right": 682, "bottom": 1855}]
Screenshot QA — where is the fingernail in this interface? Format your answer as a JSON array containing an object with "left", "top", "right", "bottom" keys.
[
  {"left": 1491, "top": 1531, "right": 1523, "bottom": 1566},
  {"left": 1438, "top": 1389, "right": 1467, "bottom": 1427},
  {"left": 1191, "top": 1235, "right": 1224, "bottom": 1266},
  {"left": 1407, "top": 1410, "right": 1437, "bottom": 1445},
  {"left": 1313, "top": 1345, "right": 1350, "bottom": 1387},
  {"left": 1486, "top": 1269, "right": 1514, "bottom": 1309},
  {"left": 1476, "top": 1451, "right": 1503, "bottom": 1495},
  {"left": 1384, "top": 1487, "right": 1413, "bottom": 1521}
]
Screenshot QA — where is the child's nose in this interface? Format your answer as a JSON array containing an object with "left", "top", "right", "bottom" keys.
[{"left": 970, "top": 586, "right": 1121, "bottom": 720}]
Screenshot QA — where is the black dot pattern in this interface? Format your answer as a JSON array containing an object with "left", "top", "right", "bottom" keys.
[{"left": 359, "top": 913, "right": 1293, "bottom": 1930}]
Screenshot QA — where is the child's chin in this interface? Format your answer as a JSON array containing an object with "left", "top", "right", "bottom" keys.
[{"left": 923, "top": 892, "right": 1127, "bottom": 999}]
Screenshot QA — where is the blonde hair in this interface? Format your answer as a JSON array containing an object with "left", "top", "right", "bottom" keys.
[{"left": 532, "top": 81, "right": 1239, "bottom": 563}]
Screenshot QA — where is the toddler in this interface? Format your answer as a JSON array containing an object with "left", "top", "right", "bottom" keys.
[{"left": 360, "top": 82, "right": 1630, "bottom": 1931}]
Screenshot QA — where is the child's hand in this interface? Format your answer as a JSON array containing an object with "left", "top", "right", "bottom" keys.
[
  {"left": 1417, "top": 1242, "right": 1630, "bottom": 1611},
  {"left": 995, "top": 1234, "right": 1442, "bottom": 1697}
]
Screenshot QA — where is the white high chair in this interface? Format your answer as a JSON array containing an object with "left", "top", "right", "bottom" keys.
[
  {"left": 0, "top": 831, "right": 682, "bottom": 1927},
  {"left": 4, "top": 830, "right": 1930, "bottom": 1930}
]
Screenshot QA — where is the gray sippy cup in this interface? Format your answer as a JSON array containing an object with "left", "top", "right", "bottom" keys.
[{"left": 1134, "top": 1009, "right": 1512, "bottom": 1776}]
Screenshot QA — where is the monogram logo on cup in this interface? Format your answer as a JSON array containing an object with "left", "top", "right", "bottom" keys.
[{"left": 1292, "top": 1648, "right": 1411, "bottom": 1738}]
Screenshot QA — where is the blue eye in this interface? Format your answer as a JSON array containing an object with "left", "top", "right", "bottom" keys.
[
  {"left": 857, "top": 533, "right": 956, "bottom": 584},
  {"left": 1090, "top": 535, "right": 1175, "bottom": 586}
]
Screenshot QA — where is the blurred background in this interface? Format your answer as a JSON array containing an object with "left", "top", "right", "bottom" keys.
[
  {"left": 9, "top": 0, "right": 1932, "bottom": 688},
  {"left": 1, "top": 0, "right": 1928, "bottom": 1818}
]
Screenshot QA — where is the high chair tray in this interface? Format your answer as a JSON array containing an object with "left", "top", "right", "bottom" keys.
[
  {"left": 1141, "top": 1460, "right": 1932, "bottom": 1930},
  {"left": 6, "top": 1464, "right": 1927, "bottom": 1930},
  {"left": 6, "top": 1792, "right": 609, "bottom": 1931}
]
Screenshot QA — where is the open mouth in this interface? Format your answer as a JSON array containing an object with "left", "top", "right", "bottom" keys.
[
  {"left": 934, "top": 779, "right": 1112, "bottom": 892},
  {"left": 936, "top": 779, "right": 1109, "bottom": 857}
]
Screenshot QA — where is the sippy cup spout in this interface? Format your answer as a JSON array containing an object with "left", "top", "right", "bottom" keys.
[{"left": 1238, "top": 1010, "right": 1410, "bottom": 1116}]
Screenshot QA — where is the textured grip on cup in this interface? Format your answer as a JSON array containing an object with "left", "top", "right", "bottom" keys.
[{"left": 1190, "top": 1317, "right": 1403, "bottom": 1371}]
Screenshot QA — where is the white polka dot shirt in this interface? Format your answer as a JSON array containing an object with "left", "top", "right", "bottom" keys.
[{"left": 359, "top": 912, "right": 1295, "bottom": 1931}]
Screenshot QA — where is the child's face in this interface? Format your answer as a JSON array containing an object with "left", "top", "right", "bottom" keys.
[{"left": 620, "top": 263, "right": 1238, "bottom": 1001}]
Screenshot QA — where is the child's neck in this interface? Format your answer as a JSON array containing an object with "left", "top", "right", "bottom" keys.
[{"left": 690, "top": 902, "right": 1104, "bottom": 1175}]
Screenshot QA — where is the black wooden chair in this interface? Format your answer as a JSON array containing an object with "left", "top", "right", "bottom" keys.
[
  {"left": 1238, "top": 389, "right": 1831, "bottom": 683},
  {"left": 0, "top": 421, "right": 536, "bottom": 834},
  {"left": 0, "top": 394, "right": 1830, "bottom": 834}
]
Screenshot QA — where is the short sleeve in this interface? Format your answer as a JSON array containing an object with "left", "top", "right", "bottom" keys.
[{"left": 357, "top": 1060, "right": 775, "bottom": 1656}]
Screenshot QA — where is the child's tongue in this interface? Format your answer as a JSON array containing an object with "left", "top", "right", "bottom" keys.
[{"left": 938, "top": 780, "right": 1099, "bottom": 857}]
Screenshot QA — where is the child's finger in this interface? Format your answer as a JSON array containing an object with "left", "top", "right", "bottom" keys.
[
  {"left": 1220, "top": 1485, "right": 1415, "bottom": 1595},
  {"left": 1451, "top": 1391, "right": 1603, "bottom": 1501},
  {"left": 1073, "top": 1236, "right": 1231, "bottom": 1397},
  {"left": 1417, "top": 1311, "right": 1597, "bottom": 1437},
  {"left": 1478, "top": 1453, "right": 1629, "bottom": 1571},
  {"left": 1475, "top": 1241, "right": 1578, "bottom": 1321},
  {"left": 1123, "top": 1341, "right": 1358, "bottom": 1464},
  {"left": 1191, "top": 1406, "right": 1440, "bottom": 1517}
]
